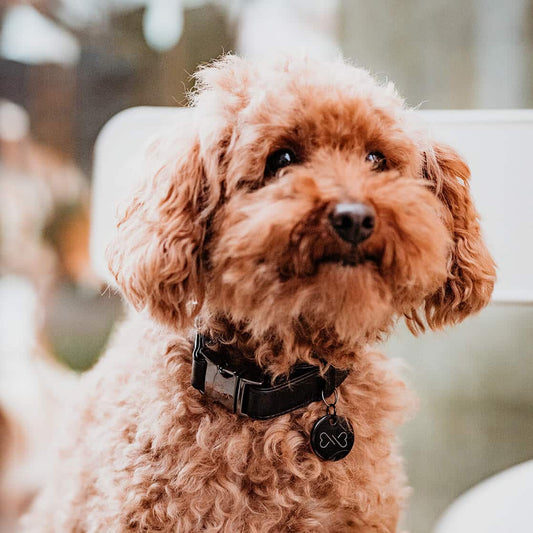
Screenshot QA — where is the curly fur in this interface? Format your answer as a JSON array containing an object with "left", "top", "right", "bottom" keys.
[{"left": 23, "top": 55, "right": 495, "bottom": 532}]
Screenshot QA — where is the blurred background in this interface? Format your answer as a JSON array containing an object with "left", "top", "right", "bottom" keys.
[{"left": 0, "top": 1, "right": 532, "bottom": 532}]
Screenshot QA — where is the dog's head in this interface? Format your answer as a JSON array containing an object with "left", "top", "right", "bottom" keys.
[{"left": 108, "top": 56, "right": 495, "bottom": 366}]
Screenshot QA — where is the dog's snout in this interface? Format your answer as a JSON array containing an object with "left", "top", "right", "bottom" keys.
[{"left": 329, "top": 203, "right": 375, "bottom": 245}]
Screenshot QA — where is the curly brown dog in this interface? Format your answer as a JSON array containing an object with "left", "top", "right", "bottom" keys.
[{"left": 24, "top": 56, "right": 495, "bottom": 532}]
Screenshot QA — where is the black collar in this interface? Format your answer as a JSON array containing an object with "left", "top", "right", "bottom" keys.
[{"left": 191, "top": 333, "right": 349, "bottom": 420}]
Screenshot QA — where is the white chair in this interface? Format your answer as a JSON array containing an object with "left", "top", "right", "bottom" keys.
[
  {"left": 434, "top": 459, "right": 533, "bottom": 533},
  {"left": 91, "top": 108, "right": 533, "bottom": 532},
  {"left": 91, "top": 106, "right": 187, "bottom": 285}
]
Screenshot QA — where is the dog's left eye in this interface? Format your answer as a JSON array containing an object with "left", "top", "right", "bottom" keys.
[
  {"left": 366, "top": 151, "right": 387, "bottom": 172},
  {"left": 265, "top": 149, "right": 297, "bottom": 175}
]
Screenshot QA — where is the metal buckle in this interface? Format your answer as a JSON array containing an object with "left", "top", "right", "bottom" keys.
[
  {"left": 204, "top": 359, "right": 265, "bottom": 415},
  {"left": 196, "top": 332, "right": 263, "bottom": 416},
  {"left": 204, "top": 360, "right": 239, "bottom": 412}
]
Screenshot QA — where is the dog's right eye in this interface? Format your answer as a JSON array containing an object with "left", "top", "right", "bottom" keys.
[
  {"left": 265, "top": 149, "right": 297, "bottom": 176},
  {"left": 366, "top": 151, "right": 387, "bottom": 172}
]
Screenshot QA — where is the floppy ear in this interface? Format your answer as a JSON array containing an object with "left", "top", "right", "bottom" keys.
[
  {"left": 107, "top": 129, "right": 214, "bottom": 328},
  {"left": 409, "top": 143, "right": 496, "bottom": 331}
]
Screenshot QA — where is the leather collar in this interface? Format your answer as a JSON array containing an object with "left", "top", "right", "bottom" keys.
[{"left": 191, "top": 333, "right": 349, "bottom": 420}]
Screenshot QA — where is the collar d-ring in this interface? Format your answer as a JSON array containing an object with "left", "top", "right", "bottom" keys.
[{"left": 321, "top": 388, "right": 338, "bottom": 408}]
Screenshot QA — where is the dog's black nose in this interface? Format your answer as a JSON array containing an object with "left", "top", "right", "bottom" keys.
[{"left": 329, "top": 203, "right": 375, "bottom": 245}]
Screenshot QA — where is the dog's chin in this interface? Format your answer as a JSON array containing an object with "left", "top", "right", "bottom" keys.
[
  {"left": 277, "top": 258, "right": 395, "bottom": 348},
  {"left": 208, "top": 253, "right": 396, "bottom": 351}
]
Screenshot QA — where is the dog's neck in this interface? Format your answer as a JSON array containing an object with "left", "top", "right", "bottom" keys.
[{"left": 195, "top": 313, "right": 359, "bottom": 376}]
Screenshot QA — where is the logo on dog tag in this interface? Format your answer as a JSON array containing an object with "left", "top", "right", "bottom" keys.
[{"left": 310, "top": 414, "right": 354, "bottom": 461}]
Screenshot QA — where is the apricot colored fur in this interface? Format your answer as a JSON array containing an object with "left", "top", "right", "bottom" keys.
[{"left": 24, "top": 56, "right": 495, "bottom": 532}]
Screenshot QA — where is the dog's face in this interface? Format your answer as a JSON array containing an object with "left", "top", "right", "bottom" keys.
[{"left": 109, "top": 56, "right": 495, "bottom": 366}]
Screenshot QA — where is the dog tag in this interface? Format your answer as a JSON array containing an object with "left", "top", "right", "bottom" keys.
[{"left": 310, "top": 414, "right": 354, "bottom": 461}]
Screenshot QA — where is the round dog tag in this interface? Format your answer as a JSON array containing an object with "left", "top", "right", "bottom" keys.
[{"left": 310, "top": 414, "right": 354, "bottom": 461}]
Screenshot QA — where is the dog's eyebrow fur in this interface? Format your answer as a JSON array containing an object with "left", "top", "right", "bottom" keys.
[{"left": 234, "top": 175, "right": 263, "bottom": 191}]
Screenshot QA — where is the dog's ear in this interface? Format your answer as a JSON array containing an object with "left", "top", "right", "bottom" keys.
[
  {"left": 407, "top": 143, "right": 496, "bottom": 331},
  {"left": 107, "top": 129, "right": 215, "bottom": 328}
]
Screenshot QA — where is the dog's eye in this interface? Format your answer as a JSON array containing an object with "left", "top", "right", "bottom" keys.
[
  {"left": 366, "top": 151, "right": 387, "bottom": 172},
  {"left": 265, "top": 149, "right": 297, "bottom": 175}
]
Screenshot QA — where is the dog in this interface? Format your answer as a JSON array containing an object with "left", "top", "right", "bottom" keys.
[{"left": 23, "top": 55, "right": 495, "bottom": 532}]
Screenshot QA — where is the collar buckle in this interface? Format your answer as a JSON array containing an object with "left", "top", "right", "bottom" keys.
[{"left": 195, "top": 334, "right": 263, "bottom": 416}]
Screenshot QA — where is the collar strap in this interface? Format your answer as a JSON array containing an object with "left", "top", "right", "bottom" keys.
[{"left": 191, "top": 333, "right": 349, "bottom": 420}]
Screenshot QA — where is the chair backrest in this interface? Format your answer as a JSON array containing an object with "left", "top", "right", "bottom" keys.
[{"left": 91, "top": 107, "right": 533, "bottom": 303}]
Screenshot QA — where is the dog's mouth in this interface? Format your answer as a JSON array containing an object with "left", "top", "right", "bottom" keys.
[
  {"left": 319, "top": 249, "right": 378, "bottom": 268},
  {"left": 278, "top": 236, "right": 380, "bottom": 280}
]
